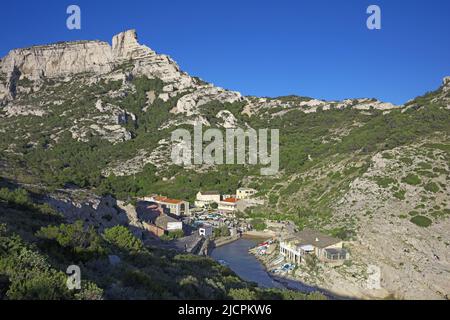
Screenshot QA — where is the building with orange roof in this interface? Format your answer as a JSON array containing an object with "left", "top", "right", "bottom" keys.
[
  {"left": 218, "top": 197, "right": 239, "bottom": 212},
  {"left": 144, "top": 195, "right": 190, "bottom": 216}
]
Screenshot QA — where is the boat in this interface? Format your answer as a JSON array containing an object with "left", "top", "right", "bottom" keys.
[{"left": 218, "top": 259, "right": 229, "bottom": 266}]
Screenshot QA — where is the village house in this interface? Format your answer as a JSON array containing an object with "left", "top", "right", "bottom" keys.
[
  {"left": 140, "top": 202, "right": 183, "bottom": 237},
  {"left": 236, "top": 188, "right": 257, "bottom": 200},
  {"left": 145, "top": 195, "right": 190, "bottom": 216},
  {"left": 154, "top": 214, "right": 183, "bottom": 232},
  {"left": 279, "top": 229, "right": 348, "bottom": 264},
  {"left": 195, "top": 191, "right": 221, "bottom": 208},
  {"left": 142, "top": 221, "right": 166, "bottom": 237},
  {"left": 218, "top": 197, "right": 239, "bottom": 212}
]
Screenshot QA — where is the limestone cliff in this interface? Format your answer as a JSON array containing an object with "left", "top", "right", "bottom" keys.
[
  {"left": 112, "top": 29, "right": 155, "bottom": 60},
  {"left": 1, "top": 41, "right": 114, "bottom": 80},
  {"left": 0, "top": 29, "right": 196, "bottom": 101}
]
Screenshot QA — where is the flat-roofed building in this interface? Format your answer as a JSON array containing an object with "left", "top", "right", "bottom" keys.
[
  {"left": 236, "top": 188, "right": 257, "bottom": 200},
  {"left": 280, "top": 229, "right": 348, "bottom": 264}
]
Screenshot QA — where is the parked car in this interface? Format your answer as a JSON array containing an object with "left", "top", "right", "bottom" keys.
[{"left": 271, "top": 269, "right": 281, "bottom": 274}]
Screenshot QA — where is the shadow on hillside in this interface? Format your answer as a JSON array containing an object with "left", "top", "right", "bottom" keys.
[{"left": 0, "top": 177, "right": 357, "bottom": 300}]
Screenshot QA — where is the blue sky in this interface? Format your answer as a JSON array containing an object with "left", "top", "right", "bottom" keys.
[{"left": 0, "top": 0, "right": 449, "bottom": 104}]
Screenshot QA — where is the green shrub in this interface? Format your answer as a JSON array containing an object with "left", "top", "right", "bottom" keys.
[
  {"left": 214, "top": 225, "right": 230, "bottom": 238},
  {"left": 228, "top": 288, "right": 257, "bottom": 300},
  {"left": 373, "top": 176, "right": 396, "bottom": 188},
  {"left": 0, "top": 188, "right": 32, "bottom": 207},
  {"left": 382, "top": 152, "right": 394, "bottom": 159},
  {"left": 402, "top": 174, "right": 421, "bottom": 186},
  {"left": 424, "top": 182, "right": 440, "bottom": 193},
  {"left": 399, "top": 157, "right": 413, "bottom": 165},
  {"left": 0, "top": 225, "right": 72, "bottom": 300},
  {"left": 36, "top": 220, "right": 106, "bottom": 260},
  {"left": 250, "top": 218, "right": 267, "bottom": 231},
  {"left": 393, "top": 189, "right": 406, "bottom": 200},
  {"left": 268, "top": 194, "right": 279, "bottom": 205},
  {"left": 103, "top": 226, "right": 144, "bottom": 253},
  {"left": 410, "top": 215, "right": 432, "bottom": 227},
  {"left": 160, "top": 229, "right": 184, "bottom": 241},
  {"left": 330, "top": 227, "right": 355, "bottom": 241},
  {"left": 417, "top": 162, "right": 432, "bottom": 170}
]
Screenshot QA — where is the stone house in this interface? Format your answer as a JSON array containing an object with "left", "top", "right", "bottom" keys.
[
  {"left": 140, "top": 202, "right": 183, "bottom": 237},
  {"left": 195, "top": 191, "right": 221, "bottom": 208},
  {"left": 145, "top": 195, "right": 190, "bottom": 216}
]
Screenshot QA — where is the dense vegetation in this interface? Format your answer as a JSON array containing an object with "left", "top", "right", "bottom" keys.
[
  {"left": 1, "top": 68, "right": 449, "bottom": 299},
  {"left": 1, "top": 74, "right": 449, "bottom": 235},
  {"left": 0, "top": 186, "right": 325, "bottom": 300},
  {"left": 1, "top": 75, "right": 449, "bottom": 204}
]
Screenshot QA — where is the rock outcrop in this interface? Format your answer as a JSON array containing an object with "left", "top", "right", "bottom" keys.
[
  {"left": 174, "top": 85, "right": 242, "bottom": 116},
  {"left": 442, "top": 76, "right": 450, "bottom": 92},
  {"left": 46, "top": 191, "right": 129, "bottom": 231},
  {"left": 0, "top": 29, "right": 197, "bottom": 101},
  {"left": 112, "top": 29, "right": 155, "bottom": 60},
  {"left": 1, "top": 41, "right": 114, "bottom": 81}
]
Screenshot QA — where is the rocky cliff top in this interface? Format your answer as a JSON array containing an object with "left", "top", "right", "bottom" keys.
[
  {"left": 0, "top": 29, "right": 199, "bottom": 102},
  {"left": 112, "top": 29, "right": 155, "bottom": 60},
  {"left": 442, "top": 76, "right": 450, "bottom": 92},
  {"left": 0, "top": 29, "right": 192, "bottom": 83},
  {"left": 0, "top": 30, "right": 448, "bottom": 115}
]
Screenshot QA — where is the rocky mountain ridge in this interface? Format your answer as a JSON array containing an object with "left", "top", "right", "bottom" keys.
[
  {"left": 0, "top": 29, "right": 411, "bottom": 115},
  {"left": 0, "top": 30, "right": 197, "bottom": 101}
]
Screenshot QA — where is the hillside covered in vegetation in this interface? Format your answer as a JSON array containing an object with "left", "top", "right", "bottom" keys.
[
  {"left": 0, "top": 187, "right": 326, "bottom": 300},
  {"left": 0, "top": 30, "right": 449, "bottom": 299}
]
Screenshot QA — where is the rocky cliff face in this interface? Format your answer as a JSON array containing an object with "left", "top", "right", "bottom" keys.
[
  {"left": 0, "top": 29, "right": 415, "bottom": 114},
  {"left": 0, "top": 29, "right": 197, "bottom": 102},
  {"left": 1, "top": 41, "right": 114, "bottom": 80},
  {"left": 112, "top": 29, "right": 155, "bottom": 60}
]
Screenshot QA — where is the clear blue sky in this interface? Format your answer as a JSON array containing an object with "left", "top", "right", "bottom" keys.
[{"left": 1, "top": 0, "right": 449, "bottom": 104}]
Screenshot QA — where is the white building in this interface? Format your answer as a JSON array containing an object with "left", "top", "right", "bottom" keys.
[
  {"left": 195, "top": 191, "right": 221, "bottom": 208},
  {"left": 236, "top": 188, "right": 257, "bottom": 200},
  {"left": 198, "top": 224, "right": 213, "bottom": 237},
  {"left": 280, "top": 229, "right": 348, "bottom": 264},
  {"left": 218, "top": 197, "right": 239, "bottom": 212},
  {"left": 145, "top": 195, "right": 190, "bottom": 216}
]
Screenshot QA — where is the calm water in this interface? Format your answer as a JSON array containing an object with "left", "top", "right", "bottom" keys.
[
  {"left": 210, "top": 238, "right": 285, "bottom": 289},
  {"left": 211, "top": 238, "right": 322, "bottom": 294}
]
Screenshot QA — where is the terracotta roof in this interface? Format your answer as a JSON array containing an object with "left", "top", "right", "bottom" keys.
[
  {"left": 222, "top": 197, "right": 238, "bottom": 203},
  {"left": 153, "top": 196, "right": 183, "bottom": 204}
]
